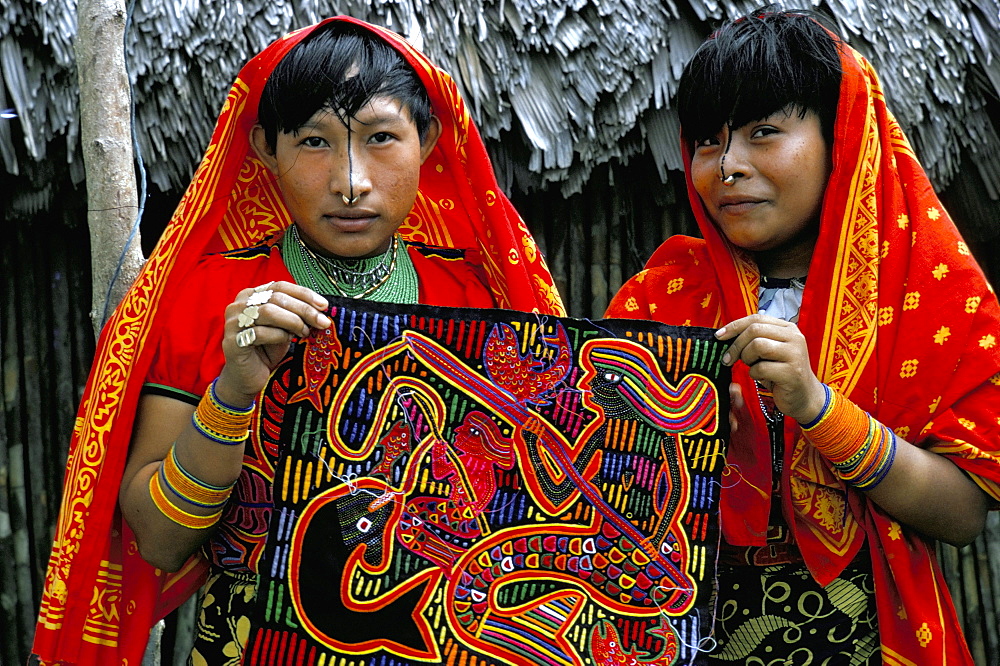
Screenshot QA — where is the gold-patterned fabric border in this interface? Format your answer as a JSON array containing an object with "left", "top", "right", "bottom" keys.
[
  {"left": 816, "top": 54, "right": 880, "bottom": 394},
  {"left": 37, "top": 76, "right": 251, "bottom": 638},
  {"left": 217, "top": 156, "right": 292, "bottom": 250}
]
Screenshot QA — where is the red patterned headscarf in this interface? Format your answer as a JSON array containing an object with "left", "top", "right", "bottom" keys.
[
  {"left": 609, "top": 34, "right": 1000, "bottom": 664},
  {"left": 32, "top": 17, "right": 564, "bottom": 665}
]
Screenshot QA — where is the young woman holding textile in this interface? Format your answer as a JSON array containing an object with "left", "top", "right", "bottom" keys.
[
  {"left": 31, "top": 18, "right": 563, "bottom": 665},
  {"left": 608, "top": 10, "right": 1000, "bottom": 664}
]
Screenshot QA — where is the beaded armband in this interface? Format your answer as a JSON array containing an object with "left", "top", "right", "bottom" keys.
[
  {"left": 149, "top": 471, "right": 223, "bottom": 529},
  {"left": 160, "top": 445, "right": 235, "bottom": 509},
  {"left": 801, "top": 384, "right": 897, "bottom": 490},
  {"left": 192, "top": 378, "right": 253, "bottom": 445}
]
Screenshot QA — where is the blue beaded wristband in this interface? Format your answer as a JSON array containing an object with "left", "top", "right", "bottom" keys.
[{"left": 800, "top": 383, "right": 832, "bottom": 429}]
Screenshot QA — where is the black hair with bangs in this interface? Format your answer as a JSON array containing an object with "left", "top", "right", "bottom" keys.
[
  {"left": 257, "top": 22, "right": 433, "bottom": 150},
  {"left": 677, "top": 8, "right": 843, "bottom": 147}
]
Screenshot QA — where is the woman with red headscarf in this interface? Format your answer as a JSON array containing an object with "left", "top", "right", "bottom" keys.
[
  {"left": 608, "top": 9, "right": 1000, "bottom": 664},
  {"left": 32, "top": 18, "right": 563, "bottom": 665}
]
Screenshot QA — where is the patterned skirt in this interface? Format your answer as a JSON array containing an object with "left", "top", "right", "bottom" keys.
[
  {"left": 188, "top": 570, "right": 256, "bottom": 666},
  {"left": 709, "top": 559, "right": 880, "bottom": 665}
]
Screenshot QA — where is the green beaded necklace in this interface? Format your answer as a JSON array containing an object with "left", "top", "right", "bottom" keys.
[{"left": 281, "top": 224, "right": 419, "bottom": 304}]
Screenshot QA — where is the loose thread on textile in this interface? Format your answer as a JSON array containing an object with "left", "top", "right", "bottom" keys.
[{"left": 717, "top": 463, "right": 768, "bottom": 496}]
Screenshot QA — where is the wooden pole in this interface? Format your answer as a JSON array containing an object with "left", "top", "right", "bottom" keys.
[
  {"left": 75, "top": 0, "right": 144, "bottom": 337},
  {"left": 73, "top": 0, "right": 159, "bottom": 662}
]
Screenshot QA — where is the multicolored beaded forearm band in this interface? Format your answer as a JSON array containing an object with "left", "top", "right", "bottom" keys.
[
  {"left": 149, "top": 469, "right": 223, "bottom": 529},
  {"left": 801, "top": 384, "right": 898, "bottom": 491},
  {"left": 160, "top": 445, "right": 235, "bottom": 509},
  {"left": 192, "top": 378, "right": 254, "bottom": 445}
]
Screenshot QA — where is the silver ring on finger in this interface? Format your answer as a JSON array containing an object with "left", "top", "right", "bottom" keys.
[
  {"left": 247, "top": 289, "right": 273, "bottom": 307},
  {"left": 238, "top": 305, "right": 260, "bottom": 328},
  {"left": 236, "top": 327, "right": 257, "bottom": 348}
]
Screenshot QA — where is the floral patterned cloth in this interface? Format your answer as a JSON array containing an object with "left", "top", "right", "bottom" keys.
[
  {"left": 31, "top": 16, "right": 563, "bottom": 666},
  {"left": 608, "top": 37, "right": 1000, "bottom": 665}
]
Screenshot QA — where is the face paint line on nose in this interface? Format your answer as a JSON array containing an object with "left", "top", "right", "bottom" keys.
[{"left": 346, "top": 117, "right": 355, "bottom": 201}]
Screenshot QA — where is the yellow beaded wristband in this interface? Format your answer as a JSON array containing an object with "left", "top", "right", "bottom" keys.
[
  {"left": 149, "top": 471, "right": 223, "bottom": 529},
  {"left": 161, "top": 445, "right": 234, "bottom": 509}
]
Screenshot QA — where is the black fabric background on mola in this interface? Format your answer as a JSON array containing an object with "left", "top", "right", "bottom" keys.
[{"left": 243, "top": 297, "right": 730, "bottom": 666}]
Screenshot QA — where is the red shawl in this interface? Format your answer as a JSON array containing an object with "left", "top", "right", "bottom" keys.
[
  {"left": 32, "top": 17, "right": 564, "bottom": 665},
  {"left": 608, "top": 42, "right": 1000, "bottom": 663}
]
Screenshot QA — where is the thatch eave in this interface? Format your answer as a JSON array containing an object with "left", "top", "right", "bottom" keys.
[{"left": 2, "top": 0, "right": 999, "bottom": 205}]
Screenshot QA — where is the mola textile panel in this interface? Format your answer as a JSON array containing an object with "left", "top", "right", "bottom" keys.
[{"left": 238, "top": 297, "right": 730, "bottom": 665}]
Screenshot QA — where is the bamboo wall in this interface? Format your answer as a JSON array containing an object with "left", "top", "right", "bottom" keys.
[
  {"left": 1, "top": 200, "right": 94, "bottom": 665},
  {"left": 3, "top": 155, "right": 1000, "bottom": 665}
]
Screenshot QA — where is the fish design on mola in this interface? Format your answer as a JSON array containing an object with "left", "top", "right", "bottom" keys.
[{"left": 289, "top": 325, "right": 342, "bottom": 411}]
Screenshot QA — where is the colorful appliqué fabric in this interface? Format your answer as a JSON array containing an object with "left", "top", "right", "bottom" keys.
[
  {"left": 607, "top": 38, "right": 1000, "bottom": 665},
  {"left": 32, "top": 17, "right": 563, "bottom": 666},
  {"left": 233, "top": 298, "right": 729, "bottom": 665}
]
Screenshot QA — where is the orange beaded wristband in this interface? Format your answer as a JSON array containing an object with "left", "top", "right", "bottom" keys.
[
  {"left": 801, "top": 384, "right": 897, "bottom": 490},
  {"left": 192, "top": 378, "right": 253, "bottom": 445}
]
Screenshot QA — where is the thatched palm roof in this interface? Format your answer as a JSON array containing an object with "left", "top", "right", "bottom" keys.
[{"left": 3, "top": 0, "right": 999, "bottom": 204}]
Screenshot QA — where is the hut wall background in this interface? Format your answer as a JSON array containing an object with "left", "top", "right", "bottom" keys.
[
  {"left": 2, "top": 152, "right": 1000, "bottom": 665},
  {"left": 0, "top": 175, "right": 94, "bottom": 666}
]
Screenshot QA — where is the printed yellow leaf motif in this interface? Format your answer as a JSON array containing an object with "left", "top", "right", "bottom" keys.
[
  {"left": 981, "top": 335, "right": 997, "bottom": 349},
  {"left": 959, "top": 418, "right": 976, "bottom": 431},
  {"left": 714, "top": 616, "right": 796, "bottom": 660},
  {"left": 932, "top": 263, "right": 949, "bottom": 280},
  {"left": 933, "top": 327, "right": 950, "bottom": 345},
  {"left": 635, "top": 270, "right": 647, "bottom": 284},
  {"left": 824, "top": 578, "right": 869, "bottom": 617},
  {"left": 888, "top": 521, "right": 902, "bottom": 540},
  {"left": 649, "top": 303, "right": 658, "bottom": 314},
  {"left": 701, "top": 293, "right": 712, "bottom": 308},
  {"left": 897, "top": 213, "right": 909, "bottom": 229},
  {"left": 927, "top": 207, "right": 942, "bottom": 221},
  {"left": 928, "top": 397, "right": 941, "bottom": 413}
]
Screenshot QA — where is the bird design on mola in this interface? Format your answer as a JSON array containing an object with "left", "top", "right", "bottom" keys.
[{"left": 483, "top": 322, "right": 571, "bottom": 406}]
